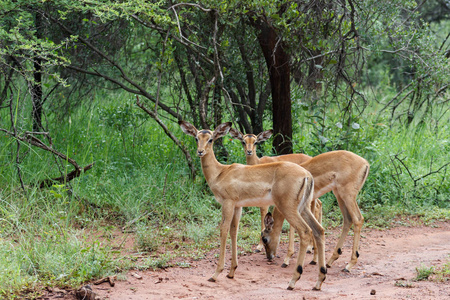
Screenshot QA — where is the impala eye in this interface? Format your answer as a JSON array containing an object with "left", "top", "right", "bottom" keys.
[
  {"left": 208, "top": 138, "right": 213, "bottom": 143},
  {"left": 195, "top": 137, "right": 198, "bottom": 142}
]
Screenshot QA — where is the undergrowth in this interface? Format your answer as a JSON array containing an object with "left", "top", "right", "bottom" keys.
[{"left": 0, "top": 91, "right": 449, "bottom": 298}]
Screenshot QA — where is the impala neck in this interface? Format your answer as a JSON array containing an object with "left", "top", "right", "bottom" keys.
[
  {"left": 246, "top": 153, "right": 261, "bottom": 165},
  {"left": 199, "top": 150, "right": 226, "bottom": 183}
]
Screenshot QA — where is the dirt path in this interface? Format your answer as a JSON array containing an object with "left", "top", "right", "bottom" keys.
[{"left": 53, "top": 221, "right": 450, "bottom": 300}]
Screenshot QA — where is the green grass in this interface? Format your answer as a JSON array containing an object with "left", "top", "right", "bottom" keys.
[
  {"left": 415, "top": 264, "right": 435, "bottom": 281},
  {"left": 414, "top": 257, "right": 450, "bottom": 282},
  {"left": 0, "top": 89, "right": 449, "bottom": 298}
]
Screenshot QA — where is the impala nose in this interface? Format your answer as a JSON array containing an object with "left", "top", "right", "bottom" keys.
[
  {"left": 197, "top": 150, "right": 205, "bottom": 157},
  {"left": 246, "top": 150, "right": 253, "bottom": 156}
]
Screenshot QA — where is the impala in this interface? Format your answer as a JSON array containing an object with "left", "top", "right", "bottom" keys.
[
  {"left": 229, "top": 128, "right": 323, "bottom": 266},
  {"left": 179, "top": 121, "right": 327, "bottom": 290},
  {"left": 230, "top": 129, "right": 370, "bottom": 272}
]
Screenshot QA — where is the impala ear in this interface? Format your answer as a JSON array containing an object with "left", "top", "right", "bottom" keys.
[
  {"left": 229, "top": 128, "right": 244, "bottom": 141},
  {"left": 256, "top": 130, "right": 273, "bottom": 143},
  {"left": 263, "top": 212, "right": 274, "bottom": 230},
  {"left": 212, "top": 122, "right": 232, "bottom": 141},
  {"left": 179, "top": 121, "right": 198, "bottom": 138}
]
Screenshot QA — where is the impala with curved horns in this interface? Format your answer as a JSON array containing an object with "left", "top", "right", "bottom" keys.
[
  {"left": 179, "top": 121, "right": 327, "bottom": 290},
  {"left": 230, "top": 128, "right": 370, "bottom": 272}
]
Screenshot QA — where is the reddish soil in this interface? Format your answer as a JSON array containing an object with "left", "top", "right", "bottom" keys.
[{"left": 47, "top": 221, "right": 450, "bottom": 300}]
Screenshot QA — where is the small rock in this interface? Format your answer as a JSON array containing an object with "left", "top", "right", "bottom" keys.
[{"left": 370, "top": 289, "right": 376, "bottom": 295}]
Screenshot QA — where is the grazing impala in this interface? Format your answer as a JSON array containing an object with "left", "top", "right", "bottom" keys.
[
  {"left": 229, "top": 128, "right": 323, "bottom": 266},
  {"left": 230, "top": 129, "right": 369, "bottom": 272},
  {"left": 179, "top": 121, "right": 327, "bottom": 290}
]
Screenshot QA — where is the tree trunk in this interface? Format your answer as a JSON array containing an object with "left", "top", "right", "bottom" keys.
[
  {"left": 32, "top": 12, "right": 43, "bottom": 132},
  {"left": 256, "top": 22, "right": 292, "bottom": 155},
  {"left": 32, "top": 58, "right": 43, "bottom": 132}
]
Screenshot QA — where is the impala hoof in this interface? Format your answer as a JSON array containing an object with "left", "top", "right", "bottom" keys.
[
  {"left": 254, "top": 249, "right": 261, "bottom": 253},
  {"left": 226, "top": 275, "right": 234, "bottom": 279},
  {"left": 312, "top": 287, "right": 321, "bottom": 291},
  {"left": 309, "top": 260, "right": 317, "bottom": 265},
  {"left": 281, "top": 263, "right": 288, "bottom": 268},
  {"left": 287, "top": 286, "right": 294, "bottom": 291},
  {"left": 208, "top": 277, "right": 216, "bottom": 282},
  {"left": 326, "top": 264, "right": 331, "bottom": 268},
  {"left": 342, "top": 268, "right": 350, "bottom": 273}
]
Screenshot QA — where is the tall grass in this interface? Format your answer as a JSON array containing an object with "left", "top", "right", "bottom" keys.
[
  {"left": 0, "top": 90, "right": 449, "bottom": 297},
  {"left": 0, "top": 188, "right": 117, "bottom": 298}
]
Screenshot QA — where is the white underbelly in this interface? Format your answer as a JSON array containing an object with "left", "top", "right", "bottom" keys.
[
  {"left": 314, "top": 182, "right": 335, "bottom": 198},
  {"left": 236, "top": 193, "right": 274, "bottom": 208}
]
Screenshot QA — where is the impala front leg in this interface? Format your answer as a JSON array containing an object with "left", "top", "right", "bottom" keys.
[
  {"left": 209, "top": 202, "right": 235, "bottom": 282},
  {"left": 256, "top": 206, "right": 269, "bottom": 252},
  {"left": 227, "top": 207, "right": 242, "bottom": 279},
  {"left": 282, "top": 225, "right": 295, "bottom": 268}
]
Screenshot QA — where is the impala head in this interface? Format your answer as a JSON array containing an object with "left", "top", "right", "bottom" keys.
[
  {"left": 261, "top": 212, "right": 281, "bottom": 261},
  {"left": 179, "top": 121, "right": 232, "bottom": 157},
  {"left": 229, "top": 128, "right": 273, "bottom": 157}
]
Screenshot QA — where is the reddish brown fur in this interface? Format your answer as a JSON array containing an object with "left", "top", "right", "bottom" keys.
[
  {"left": 180, "top": 121, "right": 327, "bottom": 290},
  {"left": 230, "top": 128, "right": 370, "bottom": 271}
]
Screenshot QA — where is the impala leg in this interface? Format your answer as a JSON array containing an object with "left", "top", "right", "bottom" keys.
[
  {"left": 270, "top": 206, "right": 286, "bottom": 259},
  {"left": 306, "top": 199, "right": 317, "bottom": 254},
  {"left": 326, "top": 190, "right": 354, "bottom": 269},
  {"left": 284, "top": 213, "right": 312, "bottom": 290},
  {"left": 256, "top": 206, "right": 269, "bottom": 252},
  {"left": 301, "top": 208, "right": 327, "bottom": 291},
  {"left": 209, "top": 202, "right": 235, "bottom": 282},
  {"left": 327, "top": 224, "right": 350, "bottom": 268},
  {"left": 344, "top": 202, "right": 364, "bottom": 271},
  {"left": 282, "top": 224, "right": 295, "bottom": 268},
  {"left": 227, "top": 207, "right": 243, "bottom": 279},
  {"left": 310, "top": 198, "right": 323, "bottom": 265}
]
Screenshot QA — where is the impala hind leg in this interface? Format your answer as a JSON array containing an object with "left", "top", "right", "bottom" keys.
[
  {"left": 326, "top": 191, "right": 364, "bottom": 272},
  {"left": 344, "top": 202, "right": 364, "bottom": 271},
  {"left": 326, "top": 198, "right": 351, "bottom": 269},
  {"left": 209, "top": 202, "right": 235, "bottom": 282},
  {"left": 309, "top": 198, "right": 323, "bottom": 265},
  {"left": 227, "top": 207, "right": 242, "bottom": 279},
  {"left": 256, "top": 206, "right": 269, "bottom": 252},
  {"left": 305, "top": 200, "right": 315, "bottom": 254},
  {"left": 301, "top": 208, "right": 327, "bottom": 290},
  {"left": 284, "top": 213, "right": 312, "bottom": 290},
  {"left": 283, "top": 199, "right": 322, "bottom": 268}
]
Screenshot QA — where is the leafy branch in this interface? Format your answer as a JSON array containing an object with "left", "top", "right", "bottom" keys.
[{"left": 390, "top": 153, "right": 450, "bottom": 189}]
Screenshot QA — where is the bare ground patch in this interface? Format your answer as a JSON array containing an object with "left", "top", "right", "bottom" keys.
[{"left": 44, "top": 221, "right": 450, "bottom": 300}]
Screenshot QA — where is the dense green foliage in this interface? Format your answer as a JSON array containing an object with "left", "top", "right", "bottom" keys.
[{"left": 0, "top": 0, "right": 449, "bottom": 298}]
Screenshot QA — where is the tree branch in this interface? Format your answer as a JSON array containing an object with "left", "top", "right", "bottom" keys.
[
  {"left": 136, "top": 96, "right": 196, "bottom": 179},
  {"left": 44, "top": 10, "right": 182, "bottom": 120},
  {"left": 0, "top": 127, "right": 94, "bottom": 188}
]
